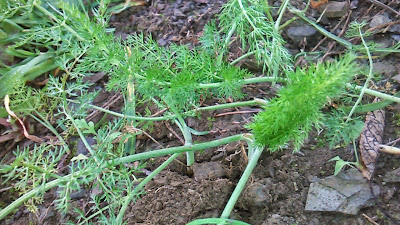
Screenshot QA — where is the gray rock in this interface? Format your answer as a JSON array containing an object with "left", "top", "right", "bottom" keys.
[
  {"left": 308, "top": 218, "right": 320, "bottom": 225},
  {"left": 370, "top": 14, "right": 391, "bottom": 28},
  {"left": 389, "top": 24, "right": 400, "bottom": 34},
  {"left": 317, "top": 1, "right": 349, "bottom": 18},
  {"left": 44, "top": 210, "right": 55, "bottom": 221},
  {"left": 240, "top": 182, "right": 273, "bottom": 208},
  {"left": 305, "top": 168, "right": 380, "bottom": 215},
  {"left": 392, "top": 74, "right": 400, "bottom": 83},
  {"left": 383, "top": 167, "right": 400, "bottom": 183},
  {"left": 261, "top": 214, "right": 297, "bottom": 225},
  {"left": 373, "top": 61, "right": 397, "bottom": 78},
  {"left": 77, "top": 136, "right": 96, "bottom": 156},
  {"left": 392, "top": 34, "right": 400, "bottom": 42},
  {"left": 192, "top": 161, "right": 228, "bottom": 180},
  {"left": 286, "top": 25, "right": 320, "bottom": 45}
]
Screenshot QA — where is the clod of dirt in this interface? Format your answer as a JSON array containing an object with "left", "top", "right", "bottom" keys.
[
  {"left": 317, "top": 1, "right": 349, "bottom": 18},
  {"left": 126, "top": 170, "right": 234, "bottom": 224},
  {"left": 305, "top": 168, "right": 380, "bottom": 215},
  {"left": 192, "top": 161, "right": 229, "bottom": 180}
]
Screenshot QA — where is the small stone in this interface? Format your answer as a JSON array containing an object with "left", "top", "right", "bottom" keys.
[
  {"left": 392, "top": 34, "right": 400, "bottom": 42},
  {"left": 77, "top": 136, "right": 96, "bottom": 156},
  {"left": 286, "top": 25, "right": 320, "bottom": 45},
  {"left": 240, "top": 183, "right": 273, "bottom": 208},
  {"left": 383, "top": 167, "right": 400, "bottom": 183},
  {"left": 305, "top": 168, "right": 380, "bottom": 215},
  {"left": 192, "top": 162, "right": 228, "bottom": 180},
  {"left": 317, "top": 1, "right": 349, "bottom": 18},
  {"left": 70, "top": 189, "right": 88, "bottom": 200},
  {"left": 392, "top": 74, "right": 400, "bottom": 83},
  {"left": 307, "top": 175, "right": 320, "bottom": 183},
  {"left": 157, "top": 38, "right": 167, "bottom": 46},
  {"left": 211, "top": 152, "right": 224, "bottom": 161},
  {"left": 389, "top": 24, "right": 400, "bottom": 34},
  {"left": 44, "top": 210, "right": 55, "bottom": 220},
  {"left": 373, "top": 61, "right": 397, "bottom": 78},
  {"left": 308, "top": 218, "right": 320, "bottom": 225},
  {"left": 370, "top": 14, "right": 391, "bottom": 28},
  {"left": 384, "top": 187, "right": 397, "bottom": 201}
]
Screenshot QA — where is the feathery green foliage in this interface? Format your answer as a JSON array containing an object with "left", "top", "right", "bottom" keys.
[
  {"left": 323, "top": 109, "right": 364, "bottom": 148},
  {"left": 249, "top": 54, "right": 358, "bottom": 151},
  {"left": 202, "top": 0, "right": 292, "bottom": 74},
  {"left": 3, "top": 0, "right": 400, "bottom": 223}
]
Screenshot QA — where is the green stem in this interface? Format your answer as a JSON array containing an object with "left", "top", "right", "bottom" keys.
[
  {"left": 3, "top": 19, "right": 24, "bottom": 31},
  {"left": 187, "top": 218, "right": 250, "bottom": 225},
  {"left": 194, "top": 98, "right": 268, "bottom": 112},
  {"left": 289, "top": 7, "right": 353, "bottom": 50},
  {"left": 346, "top": 27, "right": 373, "bottom": 121},
  {"left": 230, "top": 51, "right": 256, "bottom": 66},
  {"left": 112, "top": 134, "right": 252, "bottom": 165},
  {"left": 78, "top": 205, "right": 111, "bottom": 225},
  {"left": 169, "top": 105, "right": 194, "bottom": 167},
  {"left": 82, "top": 98, "right": 269, "bottom": 122},
  {"left": 67, "top": 111, "right": 100, "bottom": 164},
  {"left": 116, "top": 153, "right": 181, "bottom": 223},
  {"left": 33, "top": 1, "right": 85, "bottom": 41},
  {"left": 263, "top": 1, "right": 273, "bottom": 22},
  {"left": 238, "top": 0, "right": 257, "bottom": 31},
  {"left": 30, "top": 111, "right": 69, "bottom": 153},
  {"left": 20, "top": 162, "right": 63, "bottom": 179},
  {"left": 346, "top": 84, "right": 400, "bottom": 103},
  {"left": 0, "top": 134, "right": 251, "bottom": 220},
  {"left": 124, "top": 81, "right": 136, "bottom": 155},
  {"left": 0, "top": 172, "right": 75, "bottom": 220},
  {"left": 279, "top": 17, "right": 297, "bottom": 30},
  {"left": 342, "top": 92, "right": 400, "bottom": 113},
  {"left": 198, "top": 76, "right": 286, "bottom": 89},
  {"left": 218, "top": 22, "right": 238, "bottom": 65},
  {"left": 220, "top": 144, "right": 264, "bottom": 219},
  {"left": 275, "top": 0, "right": 290, "bottom": 30}
]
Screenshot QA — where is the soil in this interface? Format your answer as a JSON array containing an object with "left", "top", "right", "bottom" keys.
[{"left": 2, "top": 0, "right": 400, "bottom": 224}]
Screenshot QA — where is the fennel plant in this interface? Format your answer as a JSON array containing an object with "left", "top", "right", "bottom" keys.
[{"left": 1, "top": 0, "right": 400, "bottom": 224}]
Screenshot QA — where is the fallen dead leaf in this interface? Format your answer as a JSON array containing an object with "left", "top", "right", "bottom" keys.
[
  {"left": 310, "top": 0, "right": 328, "bottom": 9},
  {"left": 359, "top": 98, "right": 385, "bottom": 180},
  {"left": 4, "top": 95, "right": 43, "bottom": 143}
]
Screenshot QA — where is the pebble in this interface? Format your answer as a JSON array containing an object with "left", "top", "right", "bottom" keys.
[
  {"left": 240, "top": 183, "right": 272, "bottom": 208},
  {"left": 370, "top": 14, "right": 391, "bottom": 28},
  {"left": 305, "top": 168, "right": 380, "bottom": 215},
  {"left": 192, "top": 161, "right": 228, "bottom": 180},
  {"left": 317, "top": 1, "right": 349, "bottom": 18},
  {"left": 77, "top": 136, "right": 96, "bottom": 156},
  {"left": 286, "top": 25, "right": 320, "bottom": 46},
  {"left": 389, "top": 24, "right": 400, "bottom": 34},
  {"left": 383, "top": 167, "right": 400, "bottom": 183},
  {"left": 392, "top": 74, "right": 400, "bottom": 83},
  {"left": 373, "top": 61, "right": 397, "bottom": 78},
  {"left": 392, "top": 34, "right": 400, "bottom": 42}
]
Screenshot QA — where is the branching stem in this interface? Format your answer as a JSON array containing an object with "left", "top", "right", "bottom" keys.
[
  {"left": 346, "top": 26, "right": 374, "bottom": 121},
  {"left": 0, "top": 134, "right": 252, "bottom": 220},
  {"left": 220, "top": 144, "right": 264, "bottom": 219}
]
